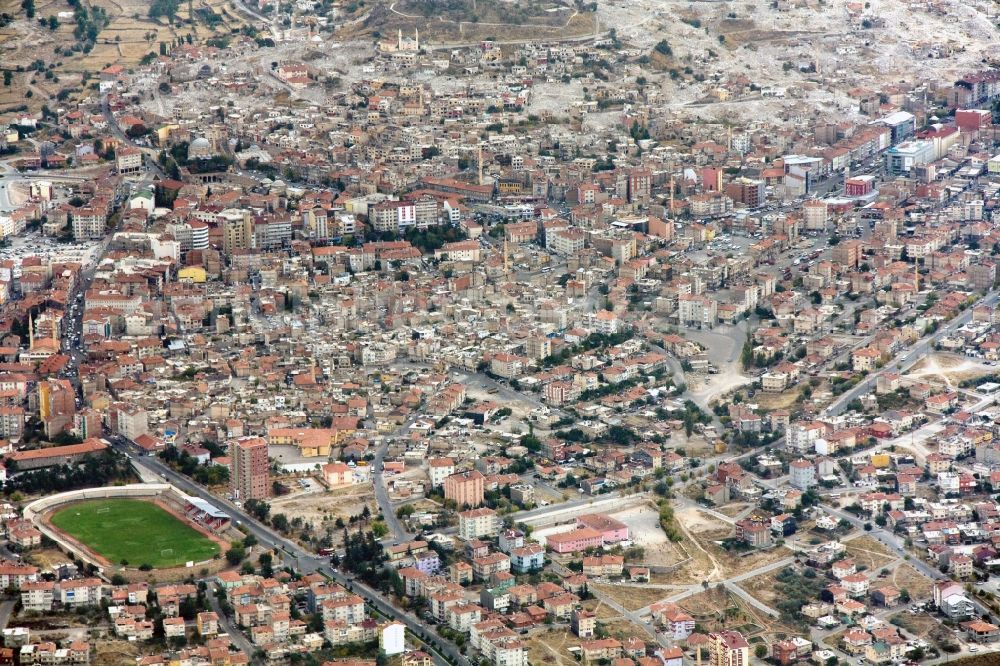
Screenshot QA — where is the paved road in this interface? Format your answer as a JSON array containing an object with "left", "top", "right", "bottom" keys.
[
  {"left": 101, "top": 94, "right": 165, "bottom": 180},
  {"left": 0, "top": 599, "right": 16, "bottom": 632},
  {"left": 373, "top": 418, "right": 417, "bottom": 545},
  {"left": 822, "top": 502, "right": 1000, "bottom": 625},
  {"left": 724, "top": 580, "right": 780, "bottom": 618},
  {"left": 825, "top": 288, "right": 1000, "bottom": 416},
  {"left": 658, "top": 556, "right": 795, "bottom": 607},
  {"left": 121, "top": 450, "right": 468, "bottom": 666},
  {"left": 0, "top": 164, "right": 90, "bottom": 213},
  {"left": 207, "top": 592, "right": 257, "bottom": 658}
]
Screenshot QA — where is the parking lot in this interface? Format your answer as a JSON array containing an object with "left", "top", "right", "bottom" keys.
[{"left": 0, "top": 232, "right": 103, "bottom": 269}]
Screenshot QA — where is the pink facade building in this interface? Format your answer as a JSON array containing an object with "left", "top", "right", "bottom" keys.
[
  {"left": 575, "top": 513, "right": 630, "bottom": 545},
  {"left": 443, "top": 470, "right": 485, "bottom": 507},
  {"left": 545, "top": 527, "right": 603, "bottom": 554}
]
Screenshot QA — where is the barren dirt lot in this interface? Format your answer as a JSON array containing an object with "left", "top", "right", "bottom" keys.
[
  {"left": 667, "top": 431, "right": 717, "bottom": 459},
  {"left": 741, "top": 568, "right": 784, "bottom": 608},
  {"left": 844, "top": 535, "right": 899, "bottom": 571},
  {"left": 524, "top": 628, "right": 578, "bottom": 666},
  {"left": 611, "top": 502, "right": 689, "bottom": 568},
  {"left": 601, "top": 618, "right": 652, "bottom": 641},
  {"left": 892, "top": 611, "right": 955, "bottom": 649},
  {"left": 24, "top": 547, "right": 75, "bottom": 571},
  {"left": 891, "top": 563, "right": 934, "bottom": 601},
  {"left": 94, "top": 640, "right": 141, "bottom": 666},
  {"left": 717, "top": 502, "right": 752, "bottom": 518},
  {"left": 669, "top": 505, "right": 791, "bottom": 583},
  {"left": 677, "top": 587, "right": 735, "bottom": 631},
  {"left": 580, "top": 597, "right": 625, "bottom": 620},
  {"left": 753, "top": 389, "right": 802, "bottom": 410},
  {"left": 268, "top": 481, "right": 375, "bottom": 526},
  {"left": 906, "top": 353, "right": 995, "bottom": 388},
  {"left": 591, "top": 583, "right": 671, "bottom": 612}
]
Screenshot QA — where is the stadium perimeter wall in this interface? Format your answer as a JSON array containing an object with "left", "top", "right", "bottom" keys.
[{"left": 23, "top": 483, "right": 192, "bottom": 570}]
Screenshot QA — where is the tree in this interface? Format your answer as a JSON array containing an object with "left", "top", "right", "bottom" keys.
[
  {"left": 225, "top": 543, "right": 245, "bottom": 565},
  {"left": 258, "top": 552, "right": 274, "bottom": 578},
  {"left": 271, "top": 513, "right": 290, "bottom": 533},
  {"left": 149, "top": 0, "right": 179, "bottom": 20},
  {"left": 2, "top": 71, "right": 10, "bottom": 87},
  {"left": 245, "top": 499, "right": 270, "bottom": 522},
  {"left": 654, "top": 39, "right": 672, "bottom": 56},
  {"left": 754, "top": 644, "right": 768, "bottom": 659},
  {"left": 683, "top": 410, "right": 695, "bottom": 437},
  {"left": 740, "top": 338, "right": 753, "bottom": 369}
]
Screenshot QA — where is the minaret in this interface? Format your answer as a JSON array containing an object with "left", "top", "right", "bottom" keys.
[
  {"left": 397, "top": 29, "right": 402, "bottom": 51},
  {"left": 28, "top": 314, "right": 33, "bottom": 350},
  {"left": 478, "top": 145, "right": 484, "bottom": 186},
  {"left": 669, "top": 175, "right": 675, "bottom": 218},
  {"left": 414, "top": 28, "right": 419, "bottom": 50}
]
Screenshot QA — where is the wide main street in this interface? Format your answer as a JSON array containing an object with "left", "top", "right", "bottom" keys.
[
  {"left": 117, "top": 445, "right": 469, "bottom": 666},
  {"left": 825, "top": 286, "right": 1000, "bottom": 416}
]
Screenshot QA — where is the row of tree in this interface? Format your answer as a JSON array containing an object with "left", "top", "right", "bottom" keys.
[{"left": 4, "top": 451, "right": 134, "bottom": 496}]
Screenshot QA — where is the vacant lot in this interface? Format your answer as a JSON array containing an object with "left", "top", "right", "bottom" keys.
[
  {"left": 891, "top": 563, "right": 934, "bottom": 601},
  {"left": 844, "top": 535, "right": 898, "bottom": 571},
  {"left": 670, "top": 505, "right": 792, "bottom": 583},
  {"left": 601, "top": 619, "right": 652, "bottom": 642},
  {"left": 591, "top": 583, "right": 669, "bottom": 612},
  {"left": 677, "top": 587, "right": 736, "bottom": 632},
  {"left": 269, "top": 481, "right": 374, "bottom": 526},
  {"left": 49, "top": 499, "right": 220, "bottom": 569},
  {"left": 741, "top": 569, "right": 784, "bottom": 608},
  {"left": 753, "top": 389, "right": 801, "bottom": 410},
  {"left": 523, "top": 628, "right": 577, "bottom": 666},
  {"left": 892, "top": 611, "right": 958, "bottom": 651},
  {"left": 23, "top": 547, "right": 75, "bottom": 571},
  {"left": 716, "top": 503, "right": 752, "bottom": 519},
  {"left": 907, "top": 353, "right": 995, "bottom": 387},
  {"left": 580, "top": 597, "right": 623, "bottom": 620},
  {"left": 94, "top": 640, "right": 141, "bottom": 666}
]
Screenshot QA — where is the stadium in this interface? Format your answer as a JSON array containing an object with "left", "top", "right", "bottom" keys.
[{"left": 25, "top": 484, "right": 232, "bottom": 571}]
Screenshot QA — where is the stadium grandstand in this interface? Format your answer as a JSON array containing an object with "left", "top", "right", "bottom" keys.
[{"left": 183, "top": 495, "right": 230, "bottom": 532}]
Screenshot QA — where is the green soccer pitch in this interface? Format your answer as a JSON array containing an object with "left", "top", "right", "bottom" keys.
[{"left": 49, "top": 498, "right": 220, "bottom": 569}]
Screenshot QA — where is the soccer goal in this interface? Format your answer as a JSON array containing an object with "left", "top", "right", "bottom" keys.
[
  {"left": 161, "top": 548, "right": 174, "bottom": 559},
  {"left": 96, "top": 507, "right": 111, "bottom": 515}
]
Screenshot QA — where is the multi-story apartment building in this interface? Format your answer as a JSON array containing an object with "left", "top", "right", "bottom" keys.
[
  {"left": 115, "top": 146, "right": 143, "bottom": 175},
  {"left": 709, "top": 631, "right": 750, "bottom": 666},
  {"left": 458, "top": 508, "right": 500, "bottom": 540},
  {"left": 230, "top": 436, "right": 270, "bottom": 501},
  {"left": 444, "top": 470, "right": 485, "bottom": 507},
  {"left": 71, "top": 208, "right": 105, "bottom": 240}
]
